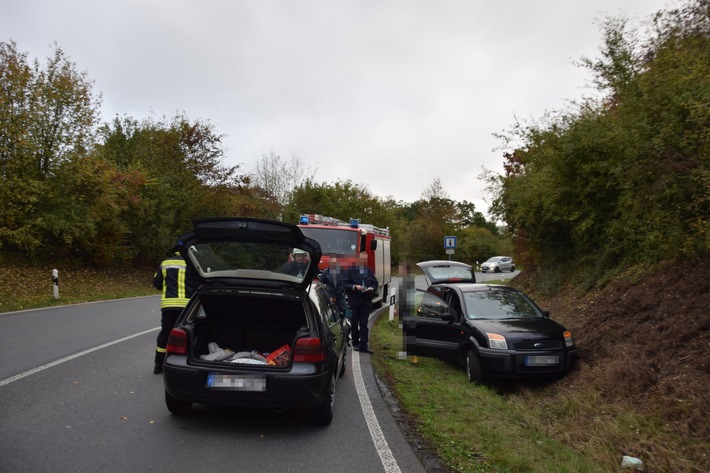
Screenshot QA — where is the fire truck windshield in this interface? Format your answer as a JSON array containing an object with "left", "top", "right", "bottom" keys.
[{"left": 299, "top": 227, "right": 358, "bottom": 256}]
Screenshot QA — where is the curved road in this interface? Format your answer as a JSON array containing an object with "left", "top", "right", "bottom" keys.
[{"left": 0, "top": 295, "right": 427, "bottom": 473}]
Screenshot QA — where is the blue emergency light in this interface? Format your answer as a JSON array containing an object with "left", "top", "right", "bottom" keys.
[
  {"left": 349, "top": 218, "right": 360, "bottom": 228},
  {"left": 299, "top": 215, "right": 310, "bottom": 225}
]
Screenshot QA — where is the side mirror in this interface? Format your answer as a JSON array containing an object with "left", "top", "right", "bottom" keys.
[
  {"left": 441, "top": 313, "right": 455, "bottom": 322},
  {"left": 542, "top": 310, "right": 550, "bottom": 318}
]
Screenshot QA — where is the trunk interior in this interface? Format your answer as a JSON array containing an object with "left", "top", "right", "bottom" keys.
[{"left": 189, "top": 293, "right": 309, "bottom": 366}]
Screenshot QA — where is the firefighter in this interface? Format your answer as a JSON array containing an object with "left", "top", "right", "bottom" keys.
[{"left": 152, "top": 247, "right": 196, "bottom": 374}]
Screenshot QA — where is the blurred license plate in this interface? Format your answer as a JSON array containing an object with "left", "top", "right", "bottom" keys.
[
  {"left": 525, "top": 355, "right": 559, "bottom": 367},
  {"left": 207, "top": 373, "right": 266, "bottom": 391}
]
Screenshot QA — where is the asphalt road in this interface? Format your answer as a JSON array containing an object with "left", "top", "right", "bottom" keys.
[{"left": 0, "top": 295, "right": 427, "bottom": 473}]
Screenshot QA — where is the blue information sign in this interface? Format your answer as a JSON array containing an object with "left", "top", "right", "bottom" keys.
[{"left": 444, "top": 236, "right": 457, "bottom": 249}]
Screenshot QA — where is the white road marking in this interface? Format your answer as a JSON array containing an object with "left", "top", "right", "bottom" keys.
[
  {"left": 0, "top": 327, "right": 159, "bottom": 387},
  {"left": 352, "top": 348, "right": 402, "bottom": 473}
]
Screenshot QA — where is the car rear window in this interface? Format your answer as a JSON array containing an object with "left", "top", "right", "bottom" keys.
[{"left": 186, "top": 241, "right": 313, "bottom": 283}]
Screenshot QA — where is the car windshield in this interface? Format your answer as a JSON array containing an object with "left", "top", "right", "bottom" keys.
[
  {"left": 186, "top": 241, "right": 313, "bottom": 283},
  {"left": 485, "top": 257, "right": 502, "bottom": 263},
  {"left": 463, "top": 290, "right": 542, "bottom": 320},
  {"left": 299, "top": 227, "right": 358, "bottom": 256}
]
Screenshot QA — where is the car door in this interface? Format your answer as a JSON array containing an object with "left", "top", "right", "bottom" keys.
[
  {"left": 407, "top": 288, "right": 462, "bottom": 362},
  {"left": 314, "top": 286, "right": 345, "bottom": 359}
]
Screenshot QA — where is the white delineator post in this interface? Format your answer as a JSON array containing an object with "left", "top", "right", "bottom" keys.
[{"left": 52, "top": 269, "right": 59, "bottom": 299}]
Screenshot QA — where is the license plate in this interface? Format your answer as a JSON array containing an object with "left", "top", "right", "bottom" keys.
[
  {"left": 206, "top": 373, "right": 266, "bottom": 391},
  {"left": 525, "top": 355, "right": 559, "bottom": 367}
]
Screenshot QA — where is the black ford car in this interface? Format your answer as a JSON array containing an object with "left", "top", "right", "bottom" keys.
[
  {"left": 162, "top": 217, "right": 347, "bottom": 425},
  {"left": 405, "top": 261, "right": 577, "bottom": 382}
]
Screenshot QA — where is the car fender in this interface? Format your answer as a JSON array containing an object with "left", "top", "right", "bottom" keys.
[{"left": 456, "top": 335, "right": 482, "bottom": 365}]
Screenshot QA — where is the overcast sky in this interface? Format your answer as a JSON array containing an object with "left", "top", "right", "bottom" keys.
[{"left": 2, "top": 0, "right": 675, "bottom": 216}]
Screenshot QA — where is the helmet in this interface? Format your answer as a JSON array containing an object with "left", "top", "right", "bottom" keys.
[{"left": 292, "top": 248, "right": 308, "bottom": 256}]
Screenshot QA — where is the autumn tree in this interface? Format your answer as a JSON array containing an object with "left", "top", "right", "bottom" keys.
[
  {"left": 400, "top": 179, "right": 457, "bottom": 261},
  {"left": 283, "top": 179, "right": 390, "bottom": 225},
  {"left": 97, "top": 114, "right": 250, "bottom": 261},
  {"left": 0, "top": 41, "right": 102, "bottom": 257}
]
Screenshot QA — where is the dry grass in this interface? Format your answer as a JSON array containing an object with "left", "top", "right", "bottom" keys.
[{"left": 0, "top": 261, "right": 155, "bottom": 313}]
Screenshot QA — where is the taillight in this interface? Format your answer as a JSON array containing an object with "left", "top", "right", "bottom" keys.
[
  {"left": 293, "top": 337, "right": 326, "bottom": 363},
  {"left": 166, "top": 328, "right": 188, "bottom": 354}
]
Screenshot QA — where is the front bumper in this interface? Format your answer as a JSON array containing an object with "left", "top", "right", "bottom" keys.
[{"left": 477, "top": 347, "right": 577, "bottom": 379}]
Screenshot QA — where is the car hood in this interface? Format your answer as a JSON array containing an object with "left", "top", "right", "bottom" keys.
[
  {"left": 417, "top": 260, "right": 476, "bottom": 285},
  {"left": 467, "top": 318, "right": 568, "bottom": 342},
  {"left": 176, "top": 217, "right": 322, "bottom": 291}
]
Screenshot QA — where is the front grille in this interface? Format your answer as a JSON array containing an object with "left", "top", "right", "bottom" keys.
[{"left": 514, "top": 340, "right": 562, "bottom": 350}]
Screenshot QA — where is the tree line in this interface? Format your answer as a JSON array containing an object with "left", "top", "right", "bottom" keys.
[{"left": 0, "top": 41, "right": 507, "bottom": 268}]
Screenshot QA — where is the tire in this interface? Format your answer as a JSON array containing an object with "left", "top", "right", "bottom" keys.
[
  {"left": 510, "top": 265, "right": 515, "bottom": 272},
  {"left": 165, "top": 390, "right": 192, "bottom": 415},
  {"left": 494, "top": 267, "right": 501, "bottom": 273},
  {"left": 312, "top": 374, "right": 336, "bottom": 425},
  {"left": 466, "top": 350, "right": 483, "bottom": 383}
]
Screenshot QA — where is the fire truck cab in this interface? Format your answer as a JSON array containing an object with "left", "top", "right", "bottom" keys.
[{"left": 298, "top": 214, "right": 391, "bottom": 307}]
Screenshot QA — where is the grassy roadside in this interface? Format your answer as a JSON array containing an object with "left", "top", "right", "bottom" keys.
[
  {"left": 370, "top": 315, "right": 609, "bottom": 473},
  {"left": 0, "top": 263, "right": 156, "bottom": 313},
  {"left": 369, "top": 284, "right": 707, "bottom": 472}
]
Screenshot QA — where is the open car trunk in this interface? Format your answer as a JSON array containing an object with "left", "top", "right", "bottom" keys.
[{"left": 186, "top": 291, "right": 310, "bottom": 368}]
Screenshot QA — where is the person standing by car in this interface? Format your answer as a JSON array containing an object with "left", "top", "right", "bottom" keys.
[
  {"left": 343, "top": 253, "right": 378, "bottom": 354},
  {"left": 152, "top": 248, "right": 196, "bottom": 374}
]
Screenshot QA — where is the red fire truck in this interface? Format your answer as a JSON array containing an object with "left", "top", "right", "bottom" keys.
[{"left": 298, "top": 214, "right": 392, "bottom": 307}]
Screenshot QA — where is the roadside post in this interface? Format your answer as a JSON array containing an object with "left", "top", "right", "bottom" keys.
[{"left": 52, "top": 269, "right": 59, "bottom": 299}]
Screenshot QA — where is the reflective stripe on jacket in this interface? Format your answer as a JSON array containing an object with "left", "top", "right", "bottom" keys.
[{"left": 153, "top": 253, "right": 195, "bottom": 309}]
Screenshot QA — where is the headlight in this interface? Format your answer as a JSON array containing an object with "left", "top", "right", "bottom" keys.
[
  {"left": 564, "top": 331, "right": 574, "bottom": 347},
  {"left": 487, "top": 332, "right": 508, "bottom": 350}
]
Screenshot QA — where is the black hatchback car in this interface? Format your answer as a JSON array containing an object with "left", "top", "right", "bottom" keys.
[
  {"left": 162, "top": 217, "right": 348, "bottom": 425},
  {"left": 404, "top": 261, "right": 577, "bottom": 382}
]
